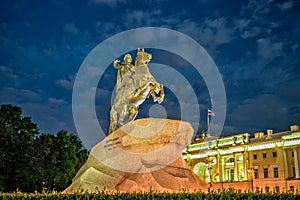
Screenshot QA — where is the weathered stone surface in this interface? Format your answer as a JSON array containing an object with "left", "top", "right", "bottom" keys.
[{"left": 64, "top": 118, "right": 208, "bottom": 193}]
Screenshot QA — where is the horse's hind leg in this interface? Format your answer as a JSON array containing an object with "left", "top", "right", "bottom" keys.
[
  {"left": 128, "top": 106, "right": 138, "bottom": 122},
  {"left": 118, "top": 105, "right": 129, "bottom": 126}
]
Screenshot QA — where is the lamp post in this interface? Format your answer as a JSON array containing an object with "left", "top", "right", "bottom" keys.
[
  {"left": 247, "top": 168, "right": 254, "bottom": 192},
  {"left": 185, "top": 146, "right": 192, "bottom": 168},
  {"left": 206, "top": 158, "right": 216, "bottom": 188}
]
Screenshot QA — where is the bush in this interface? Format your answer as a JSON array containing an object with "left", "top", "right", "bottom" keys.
[{"left": 0, "top": 191, "right": 300, "bottom": 200}]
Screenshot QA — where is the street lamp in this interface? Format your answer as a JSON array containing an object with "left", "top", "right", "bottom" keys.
[
  {"left": 206, "top": 158, "right": 216, "bottom": 188},
  {"left": 247, "top": 168, "right": 254, "bottom": 192},
  {"left": 185, "top": 146, "right": 192, "bottom": 168}
]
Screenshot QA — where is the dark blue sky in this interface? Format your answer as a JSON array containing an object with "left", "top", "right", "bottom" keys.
[{"left": 1, "top": 0, "right": 299, "bottom": 144}]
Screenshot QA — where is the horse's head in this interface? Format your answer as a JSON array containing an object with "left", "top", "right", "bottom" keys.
[{"left": 135, "top": 48, "right": 152, "bottom": 66}]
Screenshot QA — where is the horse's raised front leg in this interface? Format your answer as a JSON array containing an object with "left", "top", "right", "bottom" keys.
[
  {"left": 157, "top": 84, "right": 165, "bottom": 103},
  {"left": 150, "top": 83, "right": 164, "bottom": 104}
]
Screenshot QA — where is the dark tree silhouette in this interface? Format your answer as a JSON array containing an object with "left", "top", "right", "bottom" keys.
[
  {"left": 35, "top": 130, "right": 88, "bottom": 191},
  {"left": 0, "top": 104, "right": 88, "bottom": 192},
  {"left": 0, "top": 104, "right": 39, "bottom": 192}
]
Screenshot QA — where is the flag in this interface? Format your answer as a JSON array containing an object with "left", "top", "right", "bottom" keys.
[{"left": 208, "top": 109, "right": 215, "bottom": 116}]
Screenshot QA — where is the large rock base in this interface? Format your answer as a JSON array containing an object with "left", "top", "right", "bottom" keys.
[{"left": 64, "top": 118, "right": 208, "bottom": 193}]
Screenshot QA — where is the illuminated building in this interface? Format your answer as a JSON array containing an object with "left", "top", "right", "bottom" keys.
[{"left": 183, "top": 125, "right": 300, "bottom": 193}]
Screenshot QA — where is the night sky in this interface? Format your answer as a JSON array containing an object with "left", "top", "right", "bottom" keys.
[{"left": 1, "top": 0, "right": 299, "bottom": 149}]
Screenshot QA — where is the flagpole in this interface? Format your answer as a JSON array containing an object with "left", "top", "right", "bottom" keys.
[
  {"left": 207, "top": 109, "right": 215, "bottom": 136},
  {"left": 207, "top": 109, "right": 210, "bottom": 134}
]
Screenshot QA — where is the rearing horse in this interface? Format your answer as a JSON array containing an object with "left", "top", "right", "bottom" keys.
[{"left": 109, "top": 48, "right": 165, "bottom": 134}]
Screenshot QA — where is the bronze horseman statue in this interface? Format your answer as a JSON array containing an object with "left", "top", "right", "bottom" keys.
[{"left": 109, "top": 48, "right": 165, "bottom": 133}]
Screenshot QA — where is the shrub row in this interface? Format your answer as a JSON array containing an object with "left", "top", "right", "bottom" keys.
[{"left": 0, "top": 191, "right": 300, "bottom": 200}]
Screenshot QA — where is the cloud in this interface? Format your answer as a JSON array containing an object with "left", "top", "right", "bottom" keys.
[
  {"left": 95, "top": 21, "right": 115, "bottom": 33},
  {"left": 0, "top": 87, "right": 41, "bottom": 103},
  {"left": 222, "top": 125, "right": 239, "bottom": 136},
  {"left": 240, "top": 27, "right": 262, "bottom": 39},
  {"left": 55, "top": 74, "right": 76, "bottom": 90},
  {"left": 238, "top": 0, "right": 284, "bottom": 40},
  {"left": 245, "top": 0, "right": 273, "bottom": 21},
  {"left": 176, "top": 17, "right": 234, "bottom": 52},
  {"left": 277, "top": 1, "right": 293, "bottom": 10},
  {"left": 94, "top": 21, "right": 123, "bottom": 40},
  {"left": 234, "top": 19, "right": 251, "bottom": 31},
  {"left": 229, "top": 94, "right": 290, "bottom": 133},
  {"left": 123, "top": 9, "right": 162, "bottom": 28},
  {"left": 291, "top": 43, "right": 299, "bottom": 52},
  {"left": 204, "top": 17, "right": 233, "bottom": 44},
  {"left": 19, "top": 89, "right": 41, "bottom": 101},
  {"left": 63, "top": 23, "right": 79, "bottom": 34},
  {"left": 233, "top": 18, "right": 263, "bottom": 39},
  {"left": 21, "top": 102, "right": 76, "bottom": 135},
  {"left": 42, "top": 48, "right": 61, "bottom": 61},
  {"left": 257, "top": 55, "right": 299, "bottom": 93},
  {"left": 256, "top": 38, "right": 283, "bottom": 59},
  {"left": 276, "top": 80, "right": 300, "bottom": 103},
  {"left": 48, "top": 97, "right": 67, "bottom": 105},
  {"left": 197, "top": 0, "right": 209, "bottom": 3},
  {"left": 0, "top": 65, "right": 18, "bottom": 79},
  {"left": 90, "top": 0, "right": 126, "bottom": 7}
]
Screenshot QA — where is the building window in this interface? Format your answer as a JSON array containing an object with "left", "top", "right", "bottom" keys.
[
  {"left": 263, "top": 153, "right": 267, "bottom": 158},
  {"left": 272, "top": 152, "right": 277, "bottom": 158},
  {"left": 265, "top": 186, "right": 270, "bottom": 193},
  {"left": 230, "top": 169, "right": 234, "bottom": 181},
  {"left": 292, "top": 151, "right": 294, "bottom": 157},
  {"left": 254, "top": 169, "right": 259, "bottom": 179},
  {"left": 293, "top": 167, "right": 296, "bottom": 178},
  {"left": 264, "top": 168, "right": 269, "bottom": 178},
  {"left": 274, "top": 167, "right": 279, "bottom": 178},
  {"left": 290, "top": 185, "right": 294, "bottom": 193},
  {"left": 275, "top": 186, "right": 280, "bottom": 193},
  {"left": 253, "top": 154, "right": 257, "bottom": 159}
]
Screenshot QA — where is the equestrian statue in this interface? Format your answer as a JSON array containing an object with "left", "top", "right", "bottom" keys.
[{"left": 109, "top": 48, "right": 165, "bottom": 133}]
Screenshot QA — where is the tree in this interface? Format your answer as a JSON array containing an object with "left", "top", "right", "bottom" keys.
[
  {"left": 0, "top": 104, "right": 88, "bottom": 192},
  {"left": 34, "top": 130, "right": 88, "bottom": 191},
  {"left": 0, "top": 104, "right": 40, "bottom": 192}
]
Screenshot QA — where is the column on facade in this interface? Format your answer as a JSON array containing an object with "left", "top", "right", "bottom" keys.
[
  {"left": 234, "top": 153, "right": 239, "bottom": 181},
  {"left": 217, "top": 152, "right": 222, "bottom": 182},
  {"left": 293, "top": 148, "right": 299, "bottom": 178},
  {"left": 243, "top": 149, "right": 248, "bottom": 181},
  {"left": 222, "top": 156, "right": 225, "bottom": 182},
  {"left": 283, "top": 148, "right": 289, "bottom": 178}
]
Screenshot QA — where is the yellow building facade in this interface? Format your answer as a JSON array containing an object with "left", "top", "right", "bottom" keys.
[{"left": 183, "top": 125, "right": 300, "bottom": 193}]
